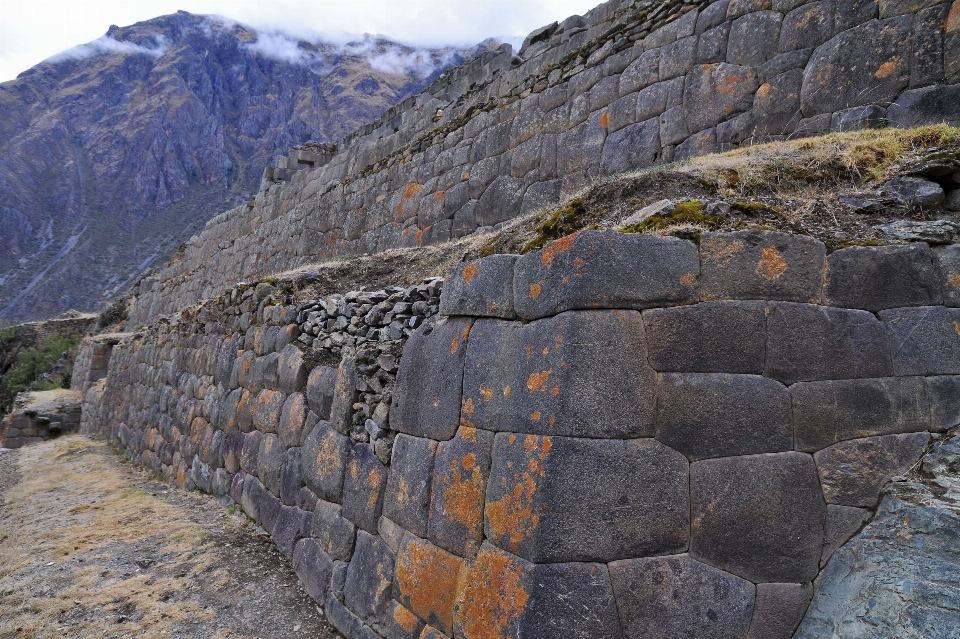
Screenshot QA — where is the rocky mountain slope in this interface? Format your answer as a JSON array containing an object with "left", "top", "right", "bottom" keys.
[{"left": 0, "top": 11, "right": 497, "bottom": 322}]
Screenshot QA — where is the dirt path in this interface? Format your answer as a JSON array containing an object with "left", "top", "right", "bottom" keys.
[{"left": 0, "top": 436, "right": 338, "bottom": 639}]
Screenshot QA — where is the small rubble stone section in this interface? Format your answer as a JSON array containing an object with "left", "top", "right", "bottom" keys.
[
  {"left": 86, "top": 230, "right": 960, "bottom": 639},
  {"left": 1, "top": 390, "right": 83, "bottom": 449},
  {"left": 128, "top": 0, "right": 960, "bottom": 324}
]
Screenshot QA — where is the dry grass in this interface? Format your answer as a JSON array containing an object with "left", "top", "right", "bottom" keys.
[{"left": 0, "top": 437, "right": 248, "bottom": 639}]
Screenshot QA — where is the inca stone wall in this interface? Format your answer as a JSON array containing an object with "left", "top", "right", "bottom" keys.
[
  {"left": 128, "top": 0, "right": 960, "bottom": 325},
  {"left": 82, "top": 229, "right": 960, "bottom": 639},
  {"left": 1, "top": 390, "right": 83, "bottom": 449}
]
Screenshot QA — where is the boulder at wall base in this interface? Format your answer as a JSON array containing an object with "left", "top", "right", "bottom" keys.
[{"left": 794, "top": 436, "right": 960, "bottom": 639}]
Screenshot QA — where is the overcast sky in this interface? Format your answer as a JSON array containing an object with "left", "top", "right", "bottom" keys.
[{"left": 0, "top": 0, "right": 602, "bottom": 83}]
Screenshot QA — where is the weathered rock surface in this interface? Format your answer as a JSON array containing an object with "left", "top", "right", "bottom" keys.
[{"left": 796, "top": 436, "right": 960, "bottom": 639}]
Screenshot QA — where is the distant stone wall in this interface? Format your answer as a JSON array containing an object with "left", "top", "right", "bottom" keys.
[
  {"left": 1, "top": 390, "right": 83, "bottom": 449},
  {"left": 127, "top": 0, "right": 960, "bottom": 325},
  {"left": 86, "top": 229, "right": 960, "bottom": 638}
]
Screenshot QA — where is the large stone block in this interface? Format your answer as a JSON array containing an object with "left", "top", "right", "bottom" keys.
[
  {"left": 700, "top": 230, "right": 825, "bottom": 302},
  {"left": 727, "top": 11, "right": 782, "bottom": 66},
  {"left": 792, "top": 377, "right": 930, "bottom": 451},
  {"left": 800, "top": 17, "right": 912, "bottom": 116},
  {"left": 279, "top": 447, "right": 304, "bottom": 506},
  {"left": 643, "top": 301, "right": 767, "bottom": 373},
  {"left": 278, "top": 344, "right": 307, "bottom": 394},
  {"left": 344, "top": 530, "right": 396, "bottom": 620},
  {"left": 396, "top": 535, "right": 465, "bottom": 635},
  {"left": 815, "top": 432, "right": 931, "bottom": 507},
  {"left": 301, "top": 421, "right": 352, "bottom": 503},
  {"left": 880, "top": 306, "right": 960, "bottom": 375},
  {"left": 462, "top": 311, "right": 657, "bottom": 439},
  {"left": 306, "top": 365, "right": 337, "bottom": 420},
  {"left": 257, "top": 433, "right": 283, "bottom": 495},
  {"left": 252, "top": 389, "right": 285, "bottom": 434},
  {"left": 512, "top": 230, "right": 699, "bottom": 320},
  {"left": 475, "top": 176, "right": 525, "bottom": 227},
  {"left": 391, "top": 316, "right": 473, "bottom": 441},
  {"left": 691, "top": 452, "right": 826, "bottom": 583},
  {"left": 934, "top": 244, "right": 960, "bottom": 307},
  {"left": 657, "top": 373, "right": 792, "bottom": 460},
  {"left": 485, "top": 434, "right": 689, "bottom": 563},
  {"left": 292, "top": 538, "right": 333, "bottom": 604},
  {"left": 927, "top": 375, "right": 960, "bottom": 432},
  {"left": 272, "top": 505, "right": 307, "bottom": 557},
  {"left": 342, "top": 443, "right": 388, "bottom": 534},
  {"left": 329, "top": 356, "right": 358, "bottom": 434},
  {"left": 453, "top": 544, "right": 623, "bottom": 639},
  {"left": 375, "top": 601, "right": 425, "bottom": 639},
  {"left": 824, "top": 243, "right": 942, "bottom": 311},
  {"left": 240, "top": 430, "right": 263, "bottom": 475},
  {"left": 259, "top": 489, "right": 282, "bottom": 533},
  {"left": 821, "top": 504, "right": 872, "bottom": 566},
  {"left": 765, "top": 302, "right": 892, "bottom": 383},
  {"left": 440, "top": 255, "right": 518, "bottom": 319},
  {"left": 383, "top": 434, "right": 438, "bottom": 537},
  {"left": 683, "top": 63, "right": 759, "bottom": 131},
  {"left": 240, "top": 475, "right": 265, "bottom": 522},
  {"left": 278, "top": 392, "right": 306, "bottom": 449},
  {"left": 599, "top": 118, "right": 660, "bottom": 176},
  {"left": 608, "top": 554, "right": 755, "bottom": 639},
  {"left": 745, "top": 583, "right": 812, "bottom": 639},
  {"left": 428, "top": 426, "right": 494, "bottom": 559},
  {"left": 311, "top": 499, "right": 357, "bottom": 561}
]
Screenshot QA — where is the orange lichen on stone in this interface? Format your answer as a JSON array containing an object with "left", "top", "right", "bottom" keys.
[
  {"left": 756, "top": 83, "right": 772, "bottom": 98},
  {"left": 953, "top": 321, "right": 960, "bottom": 336},
  {"left": 368, "top": 464, "right": 385, "bottom": 508},
  {"left": 541, "top": 246, "right": 557, "bottom": 266},
  {"left": 503, "top": 386, "right": 511, "bottom": 397},
  {"left": 398, "top": 182, "right": 424, "bottom": 218},
  {"left": 680, "top": 273, "right": 697, "bottom": 286},
  {"left": 947, "top": 1, "right": 960, "bottom": 32},
  {"left": 599, "top": 112, "right": 610, "bottom": 128},
  {"left": 531, "top": 411, "right": 542, "bottom": 422},
  {"left": 435, "top": 191, "right": 447, "bottom": 201},
  {"left": 462, "top": 397, "right": 475, "bottom": 418},
  {"left": 455, "top": 547, "right": 529, "bottom": 639},
  {"left": 417, "top": 226, "right": 429, "bottom": 248},
  {"left": 439, "top": 430, "right": 487, "bottom": 547},
  {"left": 485, "top": 436, "right": 551, "bottom": 552},
  {"left": 526, "top": 370, "right": 553, "bottom": 392},
  {"left": 393, "top": 604, "right": 421, "bottom": 633},
  {"left": 756, "top": 247, "right": 789, "bottom": 281},
  {"left": 875, "top": 57, "right": 902, "bottom": 79},
  {"left": 451, "top": 336, "right": 460, "bottom": 354},
  {"left": 397, "top": 537, "right": 465, "bottom": 633},
  {"left": 463, "top": 263, "right": 478, "bottom": 283},
  {"left": 529, "top": 284, "right": 541, "bottom": 299},
  {"left": 313, "top": 431, "right": 343, "bottom": 480},
  {"left": 701, "top": 237, "right": 745, "bottom": 266},
  {"left": 480, "top": 385, "right": 494, "bottom": 401},
  {"left": 718, "top": 75, "right": 743, "bottom": 96}
]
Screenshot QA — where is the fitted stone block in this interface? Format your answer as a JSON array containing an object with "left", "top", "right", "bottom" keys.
[
  {"left": 815, "top": 432, "right": 931, "bottom": 507},
  {"left": 821, "top": 504, "right": 872, "bottom": 566},
  {"left": 887, "top": 83, "right": 960, "bottom": 128},
  {"left": 376, "top": 601, "right": 424, "bottom": 639},
  {"left": 311, "top": 499, "right": 357, "bottom": 561},
  {"left": 746, "top": 583, "right": 812, "bottom": 639},
  {"left": 599, "top": 118, "right": 661, "bottom": 176},
  {"left": 440, "top": 255, "right": 518, "bottom": 319},
  {"left": 608, "top": 554, "right": 755, "bottom": 639},
  {"left": 306, "top": 366, "right": 337, "bottom": 420},
  {"left": 272, "top": 505, "right": 306, "bottom": 557},
  {"left": 765, "top": 302, "right": 893, "bottom": 383},
  {"left": 657, "top": 373, "right": 792, "bottom": 460},
  {"left": 520, "top": 562, "right": 623, "bottom": 639},
  {"left": 278, "top": 392, "right": 306, "bottom": 449},
  {"left": 240, "top": 430, "right": 262, "bottom": 475},
  {"left": 792, "top": 377, "right": 930, "bottom": 451},
  {"left": 277, "top": 344, "right": 307, "bottom": 394},
  {"left": 384, "top": 434, "right": 437, "bottom": 538},
  {"left": 700, "top": 230, "right": 826, "bottom": 302},
  {"left": 293, "top": 538, "right": 333, "bottom": 604},
  {"left": 485, "top": 434, "right": 689, "bottom": 563},
  {"left": 462, "top": 311, "right": 656, "bottom": 439},
  {"left": 279, "top": 447, "right": 303, "bottom": 506},
  {"left": 927, "top": 375, "right": 960, "bottom": 432},
  {"left": 391, "top": 316, "right": 472, "bottom": 441},
  {"left": 240, "top": 474, "right": 264, "bottom": 522},
  {"left": 342, "top": 443, "right": 388, "bottom": 534},
  {"left": 301, "top": 421, "right": 352, "bottom": 503},
  {"left": 691, "top": 452, "right": 826, "bottom": 583},
  {"left": 453, "top": 544, "right": 533, "bottom": 639},
  {"left": 259, "top": 489, "right": 282, "bottom": 533},
  {"left": 396, "top": 535, "right": 465, "bottom": 634},
  {"left": 801, "top": 16, "right": 912, "bottom": 116},
  {"left": 257, "top": 433, "right": 283, "bottom": 495},
  {"left": 683, "top": 63, "right": 759, "bottom": 131},
  {"left": 881, "top": 306, "right": 960, "bottom": 375},
  {"left": 329, "top": 356, "right": 358, "bottom": 434},
  {"left": 933, "top": 244, "right": 960, "bottom": 307},
  {"left": 728, "top": 11, "right": 783, "bottom": 66},
  {"left": 824, "top": 243, "right": 942, "bottom": 311},
  {"left": 344, "top": 530, "right": 395, "bottom": 620},
  {"left": 428, "top": 426, "right": 494, "bottom": 559},
  {"left": 252, "top": 389, "right": 285, "bottom": 434},
  {"left": 513, "top": 230, "right": 699, "bottom": 320},
  {"left": 642, "top": 301, "right": 767, "bottom": 373}
]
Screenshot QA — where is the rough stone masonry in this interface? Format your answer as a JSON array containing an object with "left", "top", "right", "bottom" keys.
[
  {"left": 129, "top": 0, "right": 960, "bottom": 324},
  {"left": 81, "top": 229, "right": 960, "bottom": 638}
]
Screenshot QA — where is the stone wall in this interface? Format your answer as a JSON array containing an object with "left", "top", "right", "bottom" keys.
[
  {"left": 1, "top": 390, "right": 83, "bottom": 449},
  {"left": 128, "top": 0, "right": 960, "bottom": 324},
  {"left": 84, "top": 229, "right": 960, "bottom": 639}
]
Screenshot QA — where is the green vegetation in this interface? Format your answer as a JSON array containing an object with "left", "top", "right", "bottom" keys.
[
  {"left": 620, "top": 200, "right": 726, "bottom": 234},
  {"left": 520, "top": 199, "right": 600, "bottom": 254},
  {"left": 0, "top": 330, "right": 81, "bottom": 413}
]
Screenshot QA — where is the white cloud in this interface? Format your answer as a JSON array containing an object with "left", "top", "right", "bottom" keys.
[
  {"left": 44, "top": 34, "right": 167, "bottom": 64},
  {"left": 0, "top": 0, "right": 603, "bottom": 82}
]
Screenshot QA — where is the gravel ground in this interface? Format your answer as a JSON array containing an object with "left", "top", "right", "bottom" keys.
[{"left": 0, "top": 436, "right": 339, "bottom": 639}]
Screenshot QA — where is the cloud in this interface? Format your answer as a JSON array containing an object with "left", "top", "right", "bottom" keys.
[{"left": 44, "top": 34, "right": 168, "bottom": 64}]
